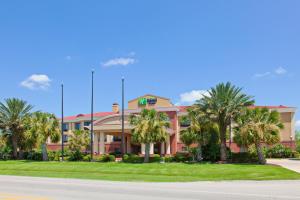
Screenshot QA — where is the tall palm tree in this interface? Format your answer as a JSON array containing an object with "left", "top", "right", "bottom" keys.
[
  {"left": 26, "top": 112, "right": 60, "bottom": 161},
  {"left": 0, "top": 98, "right": 33, "bottom": 159},
  {"left": 234, "top": 108, "right": 283, "bottom": 164},
  {"left": 130, "top": 109, "right": 170, "bottom": 163},
  {"left": 196, "top": 82, "right": 254, "bottom": 162}
]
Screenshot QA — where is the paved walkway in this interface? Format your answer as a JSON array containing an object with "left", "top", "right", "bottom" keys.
[
  {"left": 0, "top": 175, "right": 300, "bottom": 200},
  {"left": 267, "top": 159, "right": 300, "bottom": 173}
]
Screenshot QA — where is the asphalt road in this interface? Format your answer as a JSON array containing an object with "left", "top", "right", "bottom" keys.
[{"left": 0, "top": 175, "right": 300, "bottom": 200}]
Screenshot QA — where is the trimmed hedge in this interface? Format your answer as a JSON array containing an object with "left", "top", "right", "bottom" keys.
[{"left": 231, "top": 152, "right": 258, "bottom": 163}]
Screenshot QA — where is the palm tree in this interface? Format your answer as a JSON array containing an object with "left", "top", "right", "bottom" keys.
[
  {"left": 196, "top": 82, "right": 254, "bottom": 162},
  {"left": 27, "top": 112, "right": 60, "bottom": 161},
  {"left": 0, "top": 98, "right": 33, "bottom": 159},
  {"left": 130, "top": 109, "right": 170, "bottom": 163},
  {"left": 234, "top": 108, "right": 283, "bottom": 164}
]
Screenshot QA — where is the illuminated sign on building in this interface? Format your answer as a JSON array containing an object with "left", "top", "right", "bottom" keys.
[{"left": 138, "top": 97, "right": 157, "bottom": 106}]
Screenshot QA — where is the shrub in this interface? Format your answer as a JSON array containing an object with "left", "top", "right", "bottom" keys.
[
  {"left": 48, "top": 151, "right": 60, "bottom": 161},
  {"left": 83, "top": 154, "right": 91, "bottom": 162},
  {"left": 266, "top": 144, "right": 294, "bottom": 158},
  {"left": 94, "top": 154, "right": 115, "bottom": 162},
  {"left": 68, "top": 150, "right": 83, "bottom": 161},
  {"left": 0, "top": 146, "right": 12, "bottom": 160},
  {"left": 23, "top": 151, "right": 43, "bottom": 161},
  {"left": 173, "top": 152, "right": 192, "bottom": 162},
  {"left": 164, "top": 156, "right": 174, "bottom": 163},
  {"left": 123, "top": 154, "right": 143, "bottom": 163},
  {"left": 149, "top": 154, "right": 161, "bottom": 163},
  {"left": 231, "top": 152, "right": 258, "bottom": 163}
]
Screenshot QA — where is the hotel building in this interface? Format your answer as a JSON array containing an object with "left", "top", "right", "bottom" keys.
[{"left": 48, "top": 94, "right": 297, "bottom": 155}]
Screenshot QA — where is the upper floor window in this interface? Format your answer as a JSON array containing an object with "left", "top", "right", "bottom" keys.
[
  {"left": 84, "top": 121, "right": 91, "bottom": 126},
  {"left": 63, "top": 135, "right": 68, "bottom": 143},
  {"left": 75, "top": 123, "right": 81, "bottom": 130},
  {"left": 113, "top": 136, "right": 122, "bottom": 142},
  {"left": 62, "top": 123, "right": 69, "bottom": 131}
]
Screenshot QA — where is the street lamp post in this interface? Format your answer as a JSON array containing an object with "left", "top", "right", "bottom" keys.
[
  {"left": 290, "top": 135, "right": 293, "bottom": 149},
  {"left": 61, "top": 83, "right": 64, "bottom": 161},
  {"left": 90, "top": 70, "right": 95, "bottom": 161},
  {"left": 121, "top": 77, "right": 125, "bottom": 155}
]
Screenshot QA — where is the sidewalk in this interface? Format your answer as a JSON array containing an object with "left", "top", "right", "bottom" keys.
[{"left": 267, "top": 159, "right": 300, "bottom": 173}]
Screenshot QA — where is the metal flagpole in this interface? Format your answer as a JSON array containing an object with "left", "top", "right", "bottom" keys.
[
  {"left": 121, "top": 77, "right": 125, "bottom": 155},
  {"left": 61, "top": 83, "right": 64, "bottom": 161},
  {"left": 90, "top": 70, "right": 95, "bottom": 161}
]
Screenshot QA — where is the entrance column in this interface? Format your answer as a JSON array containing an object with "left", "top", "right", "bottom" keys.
[
  {"left": 161, "top": 142, "right": 165, "bottom": 155},
  {"left": 150, "top": 143, "right": 154, "bottom": 154},
  {"left": 93, "top": 132, "right": 99, "bottom": 154},
  {"left": 166, "top": 136, "right": 171, "bottom": 155},
  {"left": 99, "top": 132, "right": 105, "bottom": 155},
  {"left": 126, "top": 135, "right": 131, "bottom": 154},
  {"left": 141, "top": 144, "right": 145, "bottom": 155}
]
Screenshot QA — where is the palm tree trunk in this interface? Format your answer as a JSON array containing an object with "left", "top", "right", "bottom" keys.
[
  {"left": 219, "top": 123, "right": 227, "bottom": 162},
  {"left": 255, "top": 142, "right": 266, "bottom": 165},
  {"left": 11, "top": 135, "right": 18, "bottom": 159},
  {"left": 196, "top": 144, "right": 202, "bottom": 162},
  {"left": 144, "top": 143, "right": 150, "bottom": 163},
  {"left": 41, "top": 143, "right": 48, "bottom": 161}
]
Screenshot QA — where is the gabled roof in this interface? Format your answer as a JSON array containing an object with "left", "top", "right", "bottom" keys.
[{"left": 128, "top": 94, "right": 170, "bottom": 103}]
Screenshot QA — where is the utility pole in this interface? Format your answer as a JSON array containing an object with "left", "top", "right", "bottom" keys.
[{"left": 121, "top": 77, "right": 125, "bottom": 155}]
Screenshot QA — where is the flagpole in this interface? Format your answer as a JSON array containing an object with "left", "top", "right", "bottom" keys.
[
  {"left": 61, "top": 83, "right": 64, "bottom": 161},
  {"left": 90, "top": 70, "right": 94, "bottom": 161},
  {"left": 121, "top": 77, "right": 125, "bottom": 155}
]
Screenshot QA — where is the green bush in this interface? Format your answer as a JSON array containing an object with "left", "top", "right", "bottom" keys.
[
  {"left": 0, "top": 146, "right": 12, "bottom": 160},
  {"left": 149, "top": 154, "right": 161, "bottom": 163},
  {"left": 266, "top": 144, "right": 294, "bottom": 158},
  {"left": 48, "top": 151, "right": 60, "bottom": 161},
  {"left": 164, "top": 156, "right": 174, "bottom": 163},
  {"left": 173, "top": 152, "right": 192, "bottom": 162},
  {"left": 94, "top": 154, "right": 115, "bottom": 162},
  {"left": 231, "top": 152, "right": 258, "bottom": 163},
  {"left": 68, "top": 150, "right": 84, "bottom": 161},
  {"left": 23, "top": 151, "right": 43, "bottom": 161},
  {"left": 82, "top": 154, "right": 91, "bottom": 162},
  {"left": 123, "top": 154, "right": 143, "bottom": 163}
]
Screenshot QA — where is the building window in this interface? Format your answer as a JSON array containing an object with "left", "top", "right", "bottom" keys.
[
  {"left": 75, "top": 123, "right": 81, "bottom": 130},
  {"left": 113, "top": 136, "right": 122, "bottom": 142},
  {"left": 63, "top": 135, "right": 68, "bottom": 143},
  {"left": 84, "top": 121, "right": 91, "bottom": 126},
  {"left": 62, "top": 123, "right": 69, "bottom": 131}
]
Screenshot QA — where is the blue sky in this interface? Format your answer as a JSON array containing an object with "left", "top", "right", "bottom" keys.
[{"left": 0, "top": 1, "right": 300, "bottom": 128}]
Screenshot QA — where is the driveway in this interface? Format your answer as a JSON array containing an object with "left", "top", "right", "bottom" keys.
[
  {"left": 268, "top": 159, "right": 300, "bottom": 173},
  {"left": 0, "top": 175, "right": 300, "bottom": 200}
]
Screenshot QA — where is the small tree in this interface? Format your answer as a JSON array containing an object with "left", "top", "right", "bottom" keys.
[
  {"left": 68, "top": 130, "right": 90, "bottom": 152},
  {"left": 26, "top": 112, "right": 60, "bottom": 161},
  {"left": 130, "top": 109, "right": 170, "bottom": 163},
  {"left": 0, "top": 98, "right": 33, "bottom": 159},
  {"left": 234, "top": 108, "right": 283, "bottom": 164},
  {"left": 196, "top": 82, "right": 254, "bottom": 162}
]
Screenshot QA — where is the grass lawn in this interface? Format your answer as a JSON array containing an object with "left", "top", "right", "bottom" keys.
[{"left": 0, "top": 161, "right": 299, "bottom": 182}]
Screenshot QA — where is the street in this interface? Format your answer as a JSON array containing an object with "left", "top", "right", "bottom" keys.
[{"left": 0, "top": 175, "right": 299, "bottom": 200}]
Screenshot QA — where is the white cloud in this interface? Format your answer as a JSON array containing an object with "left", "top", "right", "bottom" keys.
[
  {"left": 21, "top": 74, "right": 51, "bottom": 90},
  {"left": 65, "top": 56, "right": 72, "bottom": 61},
  {"left": 275, "top": 67, "right": 287, "bottom": 75},
  {"left": 176, "top": 90, "right": 209, "bottom": 105},
  {"left": 102, "top": 57, "right": 136, "bottom": 67},
  {"left": 254, "top": 72, "right": 271, "bottom": 78},
  {"left": 254, "top": 67, "right": 288, "bottom": 79}
]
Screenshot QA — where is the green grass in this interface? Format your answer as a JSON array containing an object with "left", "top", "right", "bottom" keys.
[{"left": 0, "top": 161, "right": 299, "bottom": 182}]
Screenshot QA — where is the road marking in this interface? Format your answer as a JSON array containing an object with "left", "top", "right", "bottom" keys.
[{"left": 0, "top": 193, "right": 50, "bottom": 200}]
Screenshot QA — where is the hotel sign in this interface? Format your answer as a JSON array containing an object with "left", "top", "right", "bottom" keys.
[{"left": 138, "top": 97, "right": 157, "bottom": 106}]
